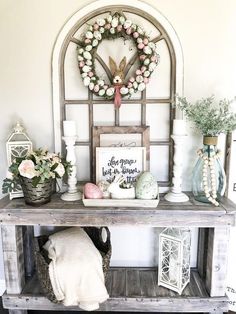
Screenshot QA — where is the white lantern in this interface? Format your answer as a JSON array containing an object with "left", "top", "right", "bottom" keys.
[
  {"left": 158, "top": 227, "right": 191, "bottom": 295},
  {"left": 6, "top": 122, "right": 32, "bottom": 199}
]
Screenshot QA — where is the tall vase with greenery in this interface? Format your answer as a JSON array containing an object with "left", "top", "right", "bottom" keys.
[{"left": 177, "top": 96, "right": 236, "bottom": 206}]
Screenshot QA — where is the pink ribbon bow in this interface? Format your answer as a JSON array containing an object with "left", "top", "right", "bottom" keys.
[{"left": 114, "top": 85, "right": 122, "bottom": 108}]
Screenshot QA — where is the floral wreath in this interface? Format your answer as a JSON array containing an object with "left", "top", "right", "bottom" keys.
[{"left": 77, "top": 13, "right": 159, "bottom": 103}]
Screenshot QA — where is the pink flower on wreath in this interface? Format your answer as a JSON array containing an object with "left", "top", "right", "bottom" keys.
[
  {"left": 94, "top": 85, "right": 99, "bottom": 93},
  {"left": 129, "top": 77, "right": 135, "bottom": 82},
  {"left": 141, "top": 66, "right": 146, "bottom": 73},
  {"left": 88, "top": 71, "right": 94, "bottom": 77},
  {"left": 85, "top": 38, "right": 91, "bottom": 44},
  {"left": 126, "top": 27, "right": 132, "bottom": 35},
  {"left": 93, "top": 23, "right": 99, "bottom": 30},
  {"left": 151, "top": 55, "right": 157, "bottom": 62},
  {"left": 138, "top": 43, "right": 145, "bottom": 49},
  {"left": 127, "top": 82, "right": 133, "bottom": 88},
  {"left": 136, "top": 69, "right": 142, "bottom": 75},
  {"left": 117, "top": 25, "right": 122, "bottom": 32},
  {"left": 79, "top": 61, "right": 85, "bottom": 68},
  {"left": 133, "top": 32, "right": 139, "bottom": 38},
  {"left": 18, "top": 160, "right": 37, "bottom": 179},
  {"left": 143, "top": 38, "right": 149, "bottom": 45},
  {"left": 105, "top": 23, "right": 111, "bottom": 30},
  {"left": 144, "top": 77, "right": 149, "bottom": 84}
]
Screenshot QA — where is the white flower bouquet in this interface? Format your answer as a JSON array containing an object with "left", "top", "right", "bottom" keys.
[{"left": 2, "top": 149, "right": 71, "bottom": 193}]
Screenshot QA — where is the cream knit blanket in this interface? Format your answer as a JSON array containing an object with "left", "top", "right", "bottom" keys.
[{"left": 43, "top": 227, "right": 109, "bottom": 311}]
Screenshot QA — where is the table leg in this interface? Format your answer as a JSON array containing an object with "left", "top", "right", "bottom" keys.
[
  {"left": 206, "top": 226, "right": 230, "bottom": 297},
  {"left": 2, "top": 226, "right": 27, "bottom": 314}
]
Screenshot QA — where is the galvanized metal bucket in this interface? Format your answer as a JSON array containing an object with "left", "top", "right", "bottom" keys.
[{"left": 20, "top": 177, "right": 53, "bottom": 206}]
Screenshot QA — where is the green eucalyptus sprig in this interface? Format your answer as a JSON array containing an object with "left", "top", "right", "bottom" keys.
[{"left": 176, "top": 95, "right": 236, "bottom": 136}]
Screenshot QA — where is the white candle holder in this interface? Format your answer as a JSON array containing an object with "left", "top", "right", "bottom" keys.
[
  {"left": 165, "top": 135, "right": 189, "bottom": 202},
  {"left": 61, "top": 136, "right": 82, "bottom": 201}
]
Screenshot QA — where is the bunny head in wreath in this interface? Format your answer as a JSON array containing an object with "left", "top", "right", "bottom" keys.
[
  {"left": 77, "top": 13, "right": 159, "bottom": 108},
  {"left": 109, "top": 56, "right": 127, "bottom": 108}
]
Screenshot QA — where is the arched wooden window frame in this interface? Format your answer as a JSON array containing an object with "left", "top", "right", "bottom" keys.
[{"left": 52, "top": 0, "right": 184, "bottom": 187}]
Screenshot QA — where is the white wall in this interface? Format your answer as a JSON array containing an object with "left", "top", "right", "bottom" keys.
[{"left": 0, "top": 0, "right": 236, "bottom": 283}]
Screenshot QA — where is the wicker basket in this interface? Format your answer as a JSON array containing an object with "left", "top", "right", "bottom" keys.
[
  {"left": 21, "top": 177, "right": 53, "bottom": 206},
  {"left": 34, "top": 227, "right": 111, "bottom": 303}
]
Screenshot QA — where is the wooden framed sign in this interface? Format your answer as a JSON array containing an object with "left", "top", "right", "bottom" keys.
[
  {"left": 92, "top": 126, "right": 150, "bottom": 181},
  {"left": 96, "top": 147, "right": 146, "bottom": 184}
]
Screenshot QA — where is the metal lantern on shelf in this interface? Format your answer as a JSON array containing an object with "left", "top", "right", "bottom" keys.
[
  {"left": 158, "top": 227, "right": 191, "bottom": 295},
  {"left": 6, "top": 122, "right": 32, "bottom": 199}
]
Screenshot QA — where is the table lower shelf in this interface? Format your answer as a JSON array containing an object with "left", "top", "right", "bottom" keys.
[{"left": 2, "top": 267, "right": 228, "bottom": 312}]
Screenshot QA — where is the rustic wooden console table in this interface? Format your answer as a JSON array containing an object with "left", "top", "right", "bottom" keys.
[{"left": 0, "top": 194, "right": 235, "bottom": 313}]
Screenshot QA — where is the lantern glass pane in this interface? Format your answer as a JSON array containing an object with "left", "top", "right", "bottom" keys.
[{"left": 160, "top": 237, "right": 180, "bottom": 289}]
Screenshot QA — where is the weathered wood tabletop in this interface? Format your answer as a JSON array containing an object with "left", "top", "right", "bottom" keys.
[{"left": 0, "top": 193, "right": 235, "bottom": 227}]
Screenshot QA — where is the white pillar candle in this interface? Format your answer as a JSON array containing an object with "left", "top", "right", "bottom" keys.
[
  {"left": 63, "top": 120, "right": 76, "bottom": 137},
  {"left": 173, "top": 119, "right": 186, "bottom": 136}
]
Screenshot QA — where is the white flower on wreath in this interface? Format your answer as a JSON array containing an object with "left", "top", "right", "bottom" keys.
[
  {"left": 107, "top": 15, "right": 112, "bottom": 23},
  {"left": 133, "top": 81, "right": 138, "bottom": 89},
  {"left": 82, "top": 65, "right": 91, "bottom": 73},
  {"left": 129, "top": 88, "right": 135, "bottom": 94},
  {"left": 119, "top": 16, "right": 125, "bottom": 25},
  {"left": 136, "top": 75, "right": 143, "bottom": 83},
  {"left": 120, "top": 87, "right": 129, "bottom": 95},
  {"left": 137, "top": 38, "right": 143, "bottom": 44},
  {"left": 83, "top": 77, "right": 91, "bottom": 86},
  {"left": 106, "top": 87, "right": 115, "bottom": 96},
  {"left": 99, "top": 89, "right": 105, "bottom": 96},
  {"left": 149, "top": 62, "right": 157, "bottom": 71},
  {"left": 99, "top": 27, "right": 105, "bottom": 34},
  {"left": 137, "top": 26, "right": 144, "bottom": 35},
  {"left": 81, "top": 72, "right": 88, "bottom": 78},
  {"left": 124, "top": 19, "right": 132, "bottom": 29},
  {"left": 148, "top": 42, "right": 156, "bottom": 50},
  {"left": 85, "top": 31, "right": 93, "bottom": 39},
  {"left": 83, "top": 51, "right": 92, "bottom": 60},
  {"left": 85, "top": 45, "right": 93, "bottom": 51},
  {"left": 97, "top": 18, "right": 105, "bottom": 26},
  {"left": 89, "top": 82, "right": 95, "bottom": 90},
  {"left": 111, "top": 17, "right": 119, "bottom": 28},
  {"left": 86, "top": 60, "right": 92, "bottom": 66},
  {"left": 92, "top": 39, "right": 99, "bottom": 47},
  {"left": 144, "top": 70, "right": 150, "bottom": 77},
  {"left": 97, "top": 79, "right": 104, "bottom": 86},
  {"left": 144, "top": 58, "right": 150, "bottom": 65},
  {"left": 110, "top": 27, "right": 115, "bottom": 34},
  {"left": 138, "top": 82, "right": 146, "bottom": 91},
  {"left": 131, "top": 24, "right": 137, "bottom": 31},
  {"left": 77, "top": 55, "right": 84, "bottom": 61},
  {"left": 78, "top": 48, "right": 84, "bottom": 54},
  {"left": 18, "top": 160, "right": 37, "bottom": 179},
  {"left": 93, "top": 31, "right": 102, "bottom": 40},
  {"left": 143, "top": 46, "right": 152, "bottom": 55}
]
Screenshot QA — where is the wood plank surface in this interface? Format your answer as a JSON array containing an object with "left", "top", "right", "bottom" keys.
[
  {"left": 206, "top": 227, "right": 230, "bottom": 297},
  {"left": 1, "top": 268, "right": 228, "bottom": 312},
  {"left": 0, "top": 194, "right": 234, "bottom": 227},
  {"left": 2, "top": 226, "right": 25, "bottom": 295}
]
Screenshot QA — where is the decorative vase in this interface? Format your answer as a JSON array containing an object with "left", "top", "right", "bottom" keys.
[
  {"left": 192, "top": 136, "right": 226, "bottom": 205},
  {"left": 20, "top": 177, "right": 53, "bottom": 206}
]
